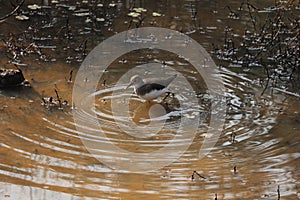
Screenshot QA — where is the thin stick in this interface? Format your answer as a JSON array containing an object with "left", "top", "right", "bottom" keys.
[
  {"left": 67, "top": 69, "right": 73, "bottom": 82},
  {"left": 54, "top": 89, "right": 62, "bottom": 109},
  {"left": 233, "top": 166, "right": 237, "bottom": 174},
  {"left": 192, "top": 170, "right": 206, "bottom": 180},
  {"left": 273, "top": 88, "right": 300, "bottom": 97}
]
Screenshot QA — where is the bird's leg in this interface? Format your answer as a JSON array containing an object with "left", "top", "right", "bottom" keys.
[
  {"left": 162, "top": 92, "right": 171, "bottom": 101},
  {"left": 163, "top": 101, "right": 168, "bottom": 107}
]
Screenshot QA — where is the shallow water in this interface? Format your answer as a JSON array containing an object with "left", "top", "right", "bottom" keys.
[{"left": 0, "top": 0, "right": 299, "bottom": 199}]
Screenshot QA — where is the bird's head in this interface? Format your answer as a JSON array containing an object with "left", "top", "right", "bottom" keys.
[{"left": 126, "top": 75, "right": 143, "bottom": 89}]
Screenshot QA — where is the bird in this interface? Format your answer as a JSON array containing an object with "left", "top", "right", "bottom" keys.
[{"left": 126, "top": 74, "right": 177, "bottom": 100}]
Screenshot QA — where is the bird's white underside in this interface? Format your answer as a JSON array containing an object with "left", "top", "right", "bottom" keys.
[{"left": 137, "top": 87, "right": 169, "bottom": 100}]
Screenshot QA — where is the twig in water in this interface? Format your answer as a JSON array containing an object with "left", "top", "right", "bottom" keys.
[
  {"left": 54, "top": 89, "right": 62, "bottom": 109},
  {"left": 65, "top": 17, "right": 71, "bottom": 40},
  {"left": 0, "top": 0, "right": 25, "bottom": 22},
  {"left": 49, "top": 96, "right": 53, "bottom": 104},
  {"left": 41, "top": 97, "right": 47, "bottom": 105},
  {"left": 226, "top": 6, "right": 239, "bottom": 19},
  {"left": 66, "top": 69, "right": 73, "bottom": 83},
  {"left": 246, "top": 0, "right": 257, "bottom": 31},
  {"left": 261, "top": 64, "right": 270, "bottom": 96},
  {"left": 136, "top": 16, "right": 146, "bottom": 28},
  {"left": 13, "top": 64, "right": 21, "bottom": 70},
  {"left": 191, "top": 2, "right": 198, "bottom": 21},
  {"left": 76, "top": 39, "right": 88, "bottom": 56},
  {"left": 277, "top": 185, "right": 280, "bottom": 200},
  {"left": 273, "top": 88, "right": 300, "bottom": 98},
  {"left": 82, "top": 39, "right": 87, "bottom": 56},
  {"left": 57, "top": 17, "right": 72, "bottom": 42},
  {"left": 231, "top": 132, "right": 236, "bottom": 143},
  {"left": 191, "top": 170, "right": 206, "bottom": 181}
]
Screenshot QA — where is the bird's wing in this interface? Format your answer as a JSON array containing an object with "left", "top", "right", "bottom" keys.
[
  {"left": 136, "top": 83, "right": 165, "bottom": 96},
  {"left": 144, "top": 74, "right": 177, "bottom": 87}
]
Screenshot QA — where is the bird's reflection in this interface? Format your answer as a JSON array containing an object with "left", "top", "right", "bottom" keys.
[{"left": 130, "top": 98, "right": 180, "bottom": 125}]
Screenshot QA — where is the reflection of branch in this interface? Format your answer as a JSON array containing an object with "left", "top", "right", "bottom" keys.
[
  {"left": 191, "top": 170, "right": 206, "bottom": 180},
  {"left": 273, "top": 88, "right": 300, "bottom": 97},
  {"left": 0, "top": 0, "right": 25, "bottom": 21},
  {"left": 246, "top": 0, "right": 257, "bottom": 31},
  {"left": 261, "top": 61, "right": 270, "bottom": 96}
]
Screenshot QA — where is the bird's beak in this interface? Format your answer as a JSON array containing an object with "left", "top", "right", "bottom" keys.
[{"left": 126, "top": 82, "right": 133, "bottom": 89}]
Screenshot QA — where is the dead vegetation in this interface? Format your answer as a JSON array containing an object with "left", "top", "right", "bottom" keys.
[{"left": 213, "top": 0, "right": 299, "bottom": 94}]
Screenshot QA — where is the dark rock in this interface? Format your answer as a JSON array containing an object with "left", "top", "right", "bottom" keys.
[{"left": 0, "top": 68, "right": 29, "bottom": 87}]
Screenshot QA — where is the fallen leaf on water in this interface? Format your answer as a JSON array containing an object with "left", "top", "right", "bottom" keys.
[
  {"left": 128, "top": 12, "right": 140, "bottom": 17},
  {"left": 96, "top": 18, "right": 105, "bottom": 22},
  {"left": 16, "top": 15, "right": 29, "bottom": 21},
  {"left": 109, "top": 3, "right": 116, "bottom": 7},
  {"left": 28, "top": 4, "right": 41, "bottom": 10},
  {"left": 133, "top": 7, "right": 147, "bottom": 13},
  {"left": 152, "top": 12, "right": 162, "bottom": 17}
]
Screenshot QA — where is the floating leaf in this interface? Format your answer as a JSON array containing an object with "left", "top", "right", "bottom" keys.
[
  {"left": 128, "top": 12, "right": 140, "bottom": 17},
  {"left": 203, "top": 94, "right": 214, "bottom": 99},
  {"left": 109, "top": 3, "right": 116, "bottom": 7},
  {"left": 28, "top": 4, "right": 41, "bottom": 10},
  {"left": 68, "top": 6, "right": 76, "bottom": 11},
  {"left": 183, "top": 113, "right": 196, "bottom": 119},
  {"left": 74, "top": 12, "right": 90, "bottom": 17},
  {"left": 152, "top": 12, "right": 162, "bottom": 17},
  {"left": 16, "top": 15, "right": 29, "bottom": 21},
  {"left": 133, "top": 7, "right": 147, "bottom": 13},
  {"left": 96, "top": 18, "right": 105, "bottom": 22},
  {"left": 85, "top": 18, "right": 92, "bottom": 23}
]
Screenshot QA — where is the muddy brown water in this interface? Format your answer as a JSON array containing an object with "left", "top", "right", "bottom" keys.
[{"left": 0, "top": 0, "right": 299, "bottom": 199}]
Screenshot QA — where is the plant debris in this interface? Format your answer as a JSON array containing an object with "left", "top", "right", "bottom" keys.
[
  {"left": 41, "top": 89, "right": 68, "bottom": 110},
  {"left": 213, "top": 0, "right": 299, "bottom": 93}
]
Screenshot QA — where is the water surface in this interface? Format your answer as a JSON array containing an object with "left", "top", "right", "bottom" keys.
[{"left": 0, "top": 0, "right": 299, "bottom": 199}]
